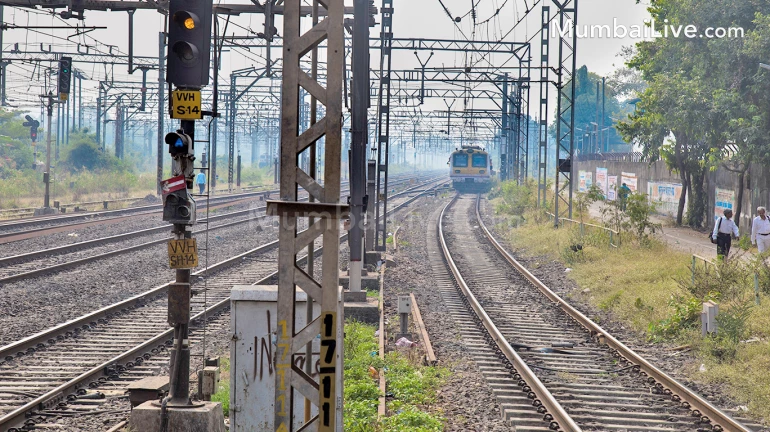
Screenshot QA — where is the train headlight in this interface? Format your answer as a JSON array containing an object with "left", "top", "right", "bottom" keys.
[
  {"left": 479, "top": 170, "right": 485, "bottom": 174},
  {"left": 454, "top": 170, "right": 460, "bottom": 174}
]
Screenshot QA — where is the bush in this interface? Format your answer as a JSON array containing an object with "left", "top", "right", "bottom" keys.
[
  {"left": 382, "top": 406, "right": 443, "bottom": 432},
  {"left": 625, "top": 193, "right": 662, "bottom": 244},
  {"left": 62, "top": 132, "right": 126, "bottom": 172},
  {"left": 648, "top": 295, "right": 703, "bottom": 340},
  {"left": 493, "top": 179, "right": 536, "bottom": 217},
  {"left": 239, "top": 165, "right": 271, "bottom": 187}
]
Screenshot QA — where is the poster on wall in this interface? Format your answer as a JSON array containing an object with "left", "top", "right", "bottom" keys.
[
  {"left": 578, "top": 171, "right": 587, "bottom": 192},
  {"left": 648, "top": 182, "right": 685, "bottom": 216},
  {"left": 586, "top": 172, "right": 593, "bottom": 189},
  {"left": 647, "top": 182, "right": 683, "bottom": 203},
  {"left": 714, "top": 188, "right": 735, "bottom": 221},
  {"left": 596, "top": 167, "right": 608, "bottom": 197},
  {"left": 621, "top": 172, "right": 638, "bottom": 192},
  {"left": 608, "top": 176, "right": 618, "bottom": 200}
]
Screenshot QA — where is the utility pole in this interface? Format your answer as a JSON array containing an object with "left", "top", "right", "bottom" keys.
[
  {"left": 0, "top": 6, "right": 7, "bottom": 107},
  {"left": 156, "top": 32, "right": 166, "bottom": 195},
  {"left": 37, "top": 92, "right": 60, "bottom": 215},
  {"left": 601, "top": 76, "right": 606, "bottom": 152},
  {"left": 595, "top": 81, "right": 600, "bottom": 154},
  {"left": 145, "top": 0, "right": 215, "bottom": 429},
  {"left": 501, "top": 75, "right": 509, "bottom": 181},
  {"left": 348, "top": 0, "right": 370, "bottom": 293}
]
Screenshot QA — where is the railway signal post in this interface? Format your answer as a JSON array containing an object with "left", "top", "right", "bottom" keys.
[
  {"left": 129, "top": 0, "right": 223, "bottom": 429},
  {"left": 34, "top": 93, "right": 61, "bottom": 216}
]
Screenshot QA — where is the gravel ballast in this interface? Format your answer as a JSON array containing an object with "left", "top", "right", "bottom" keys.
[{"left": 383, "top": 195, "right": 513, "bottom": 431}]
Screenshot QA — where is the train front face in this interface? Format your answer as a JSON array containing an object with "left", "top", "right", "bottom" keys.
[{"left": 450, "top": 148, "right": 492, "bottom": 191}]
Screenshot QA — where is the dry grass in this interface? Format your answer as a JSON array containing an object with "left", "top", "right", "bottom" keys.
[
  {"left": 500, "top": 210, "right": 690, "bottom": 333},
  {"left": 494, "top": 202, "right": 770, "bottom": 422}
]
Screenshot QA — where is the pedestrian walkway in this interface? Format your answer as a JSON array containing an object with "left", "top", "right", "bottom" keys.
[{"left": 586, "top": 202, "right": 746, "bottom": 261}]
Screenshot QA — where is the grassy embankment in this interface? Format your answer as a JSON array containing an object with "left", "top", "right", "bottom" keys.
[
  {"left": 491, "top": 180, "right": 770, "bottom": 421},
  {"left": 344, "top": 320, "right": 447, "bottom": 432}
]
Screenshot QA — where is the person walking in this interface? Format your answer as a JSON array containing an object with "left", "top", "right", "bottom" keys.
[
  {"left": 751, "top": 206, "right": 770, "bottom": 254},
  {"left": 712, "top": 209, "right": 739, "bottom": 258},
  {"left": 195, "top": 169, "right": 206, "bottom": 195},
  {"left": 619, "top": 183, "right": 632, "bottom": 211}
]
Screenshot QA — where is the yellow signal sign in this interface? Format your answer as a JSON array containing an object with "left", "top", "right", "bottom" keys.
[
  {"left": 168, "top": 238, "right": 198, "bottom": 269},
  {"left": 171, "top": 90, "right": 202, "bottom": 120}
]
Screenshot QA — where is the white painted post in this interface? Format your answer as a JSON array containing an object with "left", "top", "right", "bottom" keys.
[{"left": 701, "top": 301, "right": 719, "bottom": 336}]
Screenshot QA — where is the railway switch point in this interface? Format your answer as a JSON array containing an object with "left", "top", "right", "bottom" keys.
[{"left": 130, "top": 400, "right": 225, "bottom": 432}]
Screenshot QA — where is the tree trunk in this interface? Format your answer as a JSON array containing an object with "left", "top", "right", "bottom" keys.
[
  {"left": 673, "top": 132, "right": 688, "bottom": 226},
  {"left": 689, "top": 167, "right": 707, "bottom": 229},
  {"left": 735, "top": 169, "right": 745, "bottom": 230},
  {"left": 677, "top": 175, "right": 689, "bottom": 226}
]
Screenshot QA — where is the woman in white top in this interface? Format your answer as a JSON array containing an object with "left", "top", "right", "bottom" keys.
[
  {"left": 712, "top": 209, "right": 739, "bottom": 258},
  {"left": 751, "top": 206, "right": 770, "bottom": 254}
]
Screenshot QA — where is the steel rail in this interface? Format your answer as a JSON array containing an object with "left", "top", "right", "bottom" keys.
[
  {"left": 437, "top": 194, "right": 581, "bottom": 432},
  {"left": 475, "top": 196, "right": 752, "bottom": 432},
  {"left": 0, "top": 173, "right": 431, "bottom": 237},
  {"left": 0, "top": 178, "right": 446, "bottom": 431},
  {"left": 0, "top": 175, "right": 444, "bottom": 283},
  {"left": 0, "top": 194, "right": 261, "bottom": 236},
  {"left": 0, "top": 172, "right": 429, "bottom": 229}
]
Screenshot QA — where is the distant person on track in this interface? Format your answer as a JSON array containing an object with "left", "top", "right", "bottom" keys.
[
  {"left": 712, "top": 209, "right": 739, "bottom": 259},
  {"left": 195, "top": 170, "right": 206, "bottom": 195},
  {"left": 619, "top": 183, "right": 632, "bottom": 211},
  {"left": 751, "top": 206, "right": 770, "bottom": 254}
]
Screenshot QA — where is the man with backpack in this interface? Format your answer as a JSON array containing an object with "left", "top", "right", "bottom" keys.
[{"left": 712, "top": 209, "right": 739, "bottom": 258}]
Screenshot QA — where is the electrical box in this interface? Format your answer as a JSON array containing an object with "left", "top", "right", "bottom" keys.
[
  {"left": 398, "top": 295, "right": 412, "bottom": 315},
  {"left": 230, "top": 285, "right": 344, "bottom": 431}
]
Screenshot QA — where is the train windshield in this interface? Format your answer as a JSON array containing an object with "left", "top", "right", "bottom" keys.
[
  {"left": 472, "top": 154, "right": 487, "bottom": 168},
  {"left": 453, "top": 153, "right": 469, "bottom": 167}
]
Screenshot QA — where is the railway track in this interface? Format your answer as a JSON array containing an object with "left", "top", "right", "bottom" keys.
[
  {"left": 433, "top": 194, "right": 760, "bottom": 432},
  {"left": 0, "top": 175, "right": 443, "bottom": 284},
  {"left": 0, "top": 178, "right": 446, "bottom": 432},
  {"left": 0, "top": 172, "right": 438, "bottom": 242}
]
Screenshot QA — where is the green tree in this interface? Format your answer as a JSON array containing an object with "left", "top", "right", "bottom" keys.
[
  {"left": 621, "top": 0, "right": 770, "bottom": 227},
  {"left": 62, "top": 131, "right": 127, "bottom": 172},
  {"left": 0, "top": 109, "right": 35, "bottom": 173}
]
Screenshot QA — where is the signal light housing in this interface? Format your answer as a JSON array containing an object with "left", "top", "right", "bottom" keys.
[
  {"left": 166, "top": 0, "right": 212, "bottom": 88},
  {"left": 58, "top": 57, "right": 72, "bottom": 101},
  {"left": 163, "top": 189, "right": 197, "bottom": 225},
  {"left": 165, "top": 130, "right": 194, "bottom": 157},
  {"left": 23, "top": 115, "right": 40, "bottom": 142}
]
